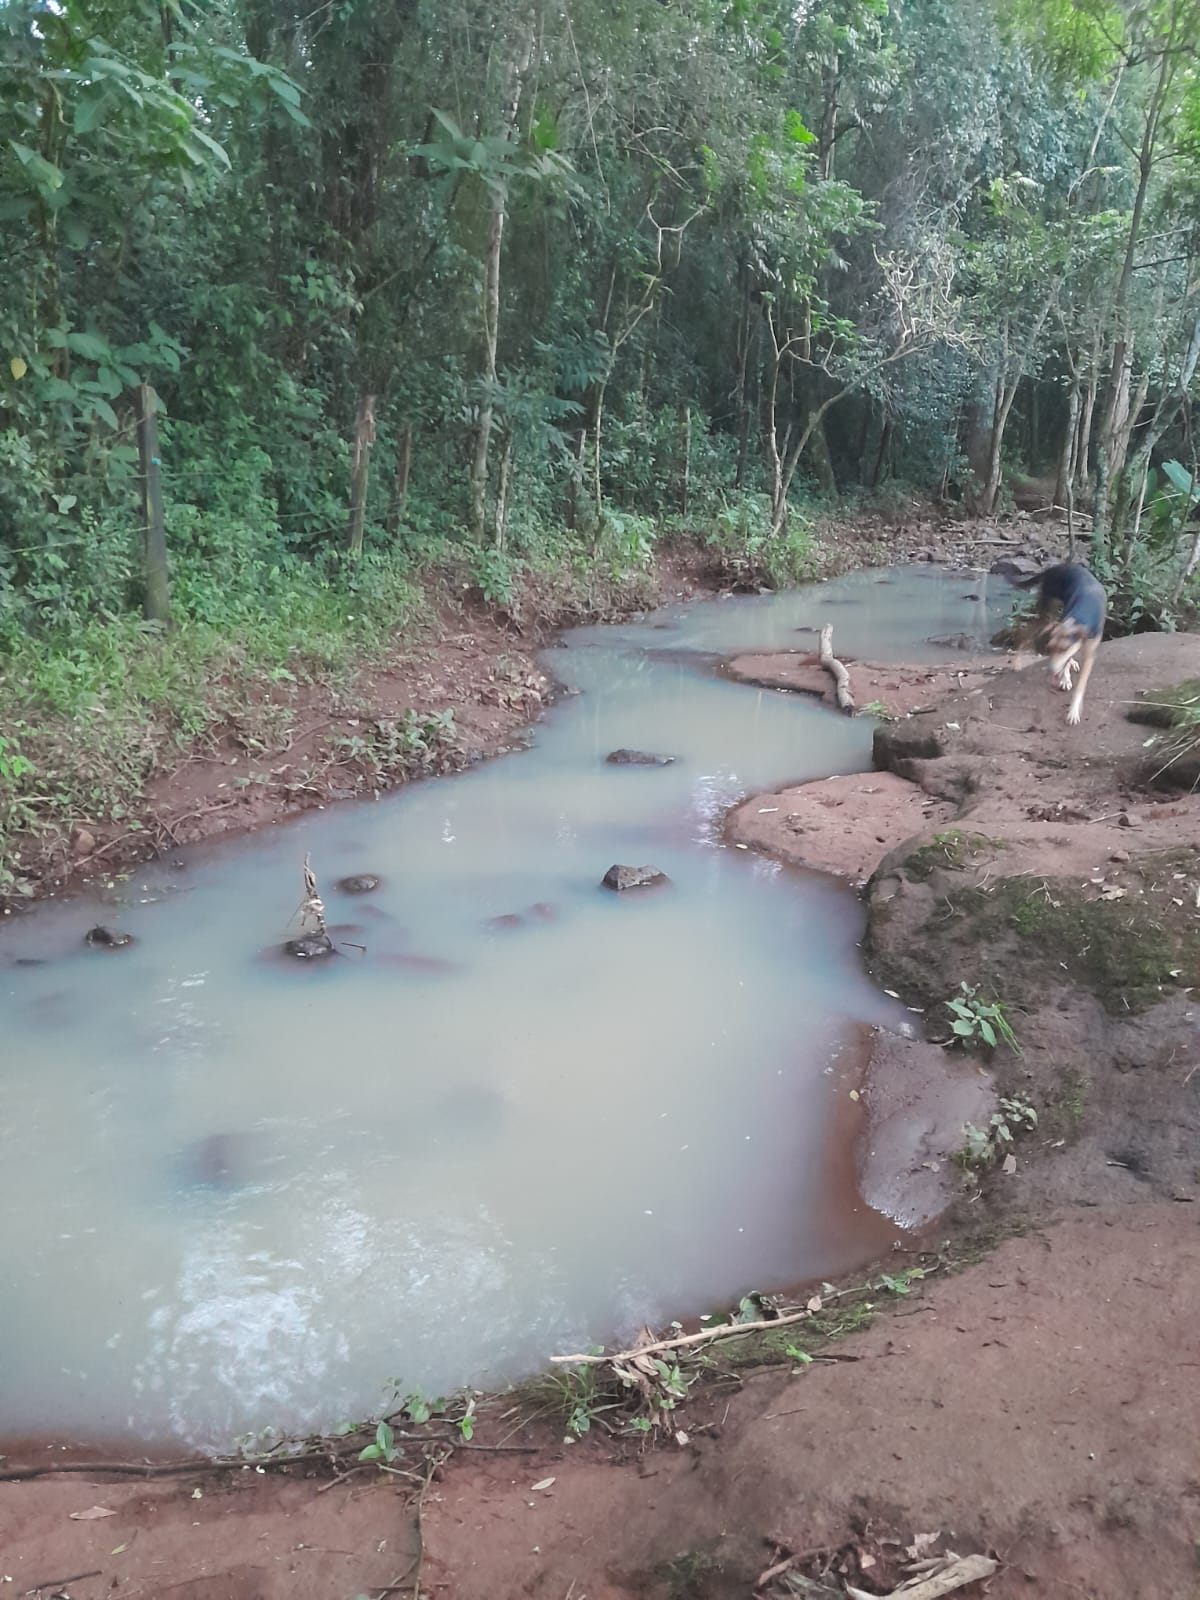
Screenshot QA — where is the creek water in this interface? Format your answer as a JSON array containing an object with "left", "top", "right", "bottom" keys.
[{"left": 0, "top": 565, "right": 1011, "bottom": 1452}]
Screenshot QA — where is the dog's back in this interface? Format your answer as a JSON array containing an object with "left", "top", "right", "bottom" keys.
[{"left": 1013, "top": 562, "right": 1106, "bottom": 637}]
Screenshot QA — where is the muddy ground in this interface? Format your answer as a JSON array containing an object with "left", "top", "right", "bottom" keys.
[{"left": 6, "top": 514, "right": 1197, "bottom": 1600}]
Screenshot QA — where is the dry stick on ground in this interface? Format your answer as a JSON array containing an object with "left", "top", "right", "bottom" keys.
[
  {"left": 552, "top": 1308, "right": 816, "bottom": 1366},
  {"left": 818, "top": 624, "right": 855, "bottom": 714}
]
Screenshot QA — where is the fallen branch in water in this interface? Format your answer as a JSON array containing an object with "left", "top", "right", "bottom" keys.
[
  {"left": 819, "top": 624, "right": 855, "bottom": 714},
  {"left": 552, "top": 1308, "right": 816, "bottom": 1366}
]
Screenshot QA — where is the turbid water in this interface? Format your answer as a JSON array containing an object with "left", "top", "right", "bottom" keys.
[{"left": 0, "top": 566, "right": 1012, "bottom": 1452}]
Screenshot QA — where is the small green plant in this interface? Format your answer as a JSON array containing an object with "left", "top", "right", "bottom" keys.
[
  {"left": 357, "top": 1419, "right": 400, "bottom": 1464},
  {"left": 0, "top": 731, "right": 33, "bottom": 786},
  {"left": 877, "top": 1266, "right": 925, "bottom": 1296},
  {"left": 859, "top": 698, "right": 895, "bottom": 721},
  {"left": 944, "top": 980, "right": 1021, "bottom": 1054},
  {"left": 960, "top": 1095, "right": 1039, "bottom": 1168},
  {"left": 784, "top": 1342, "right": 813, "bottom": 1372},
  {"left": 545, "top": 1352, "right": 611, "bottom": 1438}
]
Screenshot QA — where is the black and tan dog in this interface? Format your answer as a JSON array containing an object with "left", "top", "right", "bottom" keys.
[{"left": 1010, "top": 562, "right": 1107, "bottom": 726}]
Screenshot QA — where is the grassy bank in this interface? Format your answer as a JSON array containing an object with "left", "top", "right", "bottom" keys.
[{"left": 0, "top": 498, "right": 836, "bottom": 902}]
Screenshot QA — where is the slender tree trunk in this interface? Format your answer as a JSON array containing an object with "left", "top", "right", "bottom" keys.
[
  {"left": 493, "top": 431, "right": 513, "bottom": 550},
  {"left": 806, "top": 413, "right": 837, "bottom": 497},
  {"left": 591, "top": 379, "right": 608, "bottom": 521},
  {"left": 1076, "top": 363, "right": 1099, "bottom": 496},
  {"left": 734, "top": 279, "right": 753, "bottom": 489},
  {"left": 136, "top": 384, "right": 170, "bottom": 625},
  {"left": 1054, "top": 383, "right": 1080, "bottom": 510},
  {"left": 871, "top": 416, "right": 893, "bottom": 489},
  {"left": 346, "top": 391, "right": 377, "bottom": 558},
  {"left": 679, "top": 405, "right": 692, "bottom": 518},
  {"left": 468, "top": 197, "right": 505, "bottom": 542},
  {"left": 384, "top": 423, "right": 412, "bottom": 540},
  {"left": 1094, "top": 45, "right": 1174, "bottom": 531},
  {"left": 467, "top": 18, "right": 535, "bottom": 542}
]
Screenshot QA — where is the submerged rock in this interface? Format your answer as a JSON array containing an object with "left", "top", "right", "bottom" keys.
[
  {"left": 283, "top": 932, "right": 336, "bottom": 960},
  {"left": 926, "top": 632, "right": 975, "bottom": 651},
  {"left": 182, "top": 1133, "right": 244, "bottom": 1190},
  {"left": 336, "top": 873, "right": 382, "bottom": 894},
  {"left": 85, "top": 925, "right": 134, "bottom": 950},
  {"left": 601, "top": 864, "right": 669, "bottom": 892},
  {"left": 605, "top": 749, "right": 677, "bottom": 766}
]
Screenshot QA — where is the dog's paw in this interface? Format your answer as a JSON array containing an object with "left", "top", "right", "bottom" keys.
[
  {"left": 1066, "top": 703, "right": 1082, "bottom": 726},
  {"left": 1054, "top": 662, "right": 1078, "bottom": 691}
]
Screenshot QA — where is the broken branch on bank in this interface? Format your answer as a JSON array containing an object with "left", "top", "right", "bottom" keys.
[
  {"left": 552, "top": 1308, "right": 816, "bottom": 1367},
  {"left": 819, "top": 624, "right": 855, "bottom": 714}
]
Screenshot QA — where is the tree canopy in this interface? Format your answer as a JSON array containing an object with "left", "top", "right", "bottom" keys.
[{"left": 2, "top": 0, "right": 1200, "bottom": 638}]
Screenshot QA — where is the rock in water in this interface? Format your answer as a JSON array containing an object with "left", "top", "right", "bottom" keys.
[
  {"left": 85, "top": 925, "right": 134, "bottom": 950},
  {"left": 601, "top": 864, "right": 669, "bottom": 892},
  {"left": 284, "top": 933, "right": 336, "bottom": 959},
  {"left": 605, "top": 750, "right": 677, "bottom": 766},
  {"left": 336, "top": 873, "right": 382, "bottom": 894},
  {"left": 989, "top": 553, "right": 1043, "bottom": 579}
]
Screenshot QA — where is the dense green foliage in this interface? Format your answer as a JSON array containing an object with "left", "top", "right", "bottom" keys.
[{"left": 2, "top": 0, "right": 1200, "bottom": 865}]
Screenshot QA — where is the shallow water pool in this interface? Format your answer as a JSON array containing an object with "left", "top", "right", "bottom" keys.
[{"left": 0, "top": 565, "right": 1010, "bottom": 1450}]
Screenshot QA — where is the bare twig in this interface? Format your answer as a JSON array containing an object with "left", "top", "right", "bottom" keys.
[{"left": 22, "top": 1574, "right": 103, "bottom": 1597}]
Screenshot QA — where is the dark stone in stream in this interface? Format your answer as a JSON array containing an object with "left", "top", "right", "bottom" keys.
[
  {"left": 601, "top": 864, "right": 669, "bottom": 892},
  {"left": 85, "top": 925, "right": 134, "bottom": 950},
  {"left": 605, "top": 749, "right": 677, "bottom": 766},
  {"left": 989, "top": 553, "right": 1042, "bottom": 579},
  {"left": 527, "top": 901, "right": 557, "bottom": 921},
  {"left": 337, "top": 873, "right": 382, "bottom": 894},
  {"left": 283, "top": 932, "right": 337, "bottom": 960}
]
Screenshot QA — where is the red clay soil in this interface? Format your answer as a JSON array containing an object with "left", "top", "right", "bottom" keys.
[{"left": 420, "top": 1207, "right": 1200, "bottom": 1600}]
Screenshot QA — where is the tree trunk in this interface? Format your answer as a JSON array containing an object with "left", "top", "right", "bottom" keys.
[
  {"left": 493, "top": 430, "right": 513, "bottom": 550},
  {"left": 135, "top": 384, "right": 171, "bottom": 625},
  {"left": 467, "top": 18, "right": 535, "bottom": 543},
  {"left": 871, "top": 416, "right": 893, "bottom": 488},
  {"left": 346, "top": 391, "right": 377, "bottom": 558},
  {"left": 384, "top": 423, "right": 412, "bottom": 540},
  {"left": 806, "top": 413, "right": 837, "bottom": 497},
  {"left": 1075, "top": 364, "right": 1099, "bottom": 496},
  {"left": 1054, "top": 384, "right": 1080, "bottom": 510},
  {"left": 679, "top": 405, "right": 692, "bottom": 518},
  {"left": 734, "top": 281, "right": 753, "bottom": 489},
  {"left": 468, "top": 196, "right": 505, "bottom": 543}
]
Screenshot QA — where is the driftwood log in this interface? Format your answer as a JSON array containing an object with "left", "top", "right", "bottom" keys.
[{"left": 818, "top": 623, "right": 855, "bottom": 714}]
